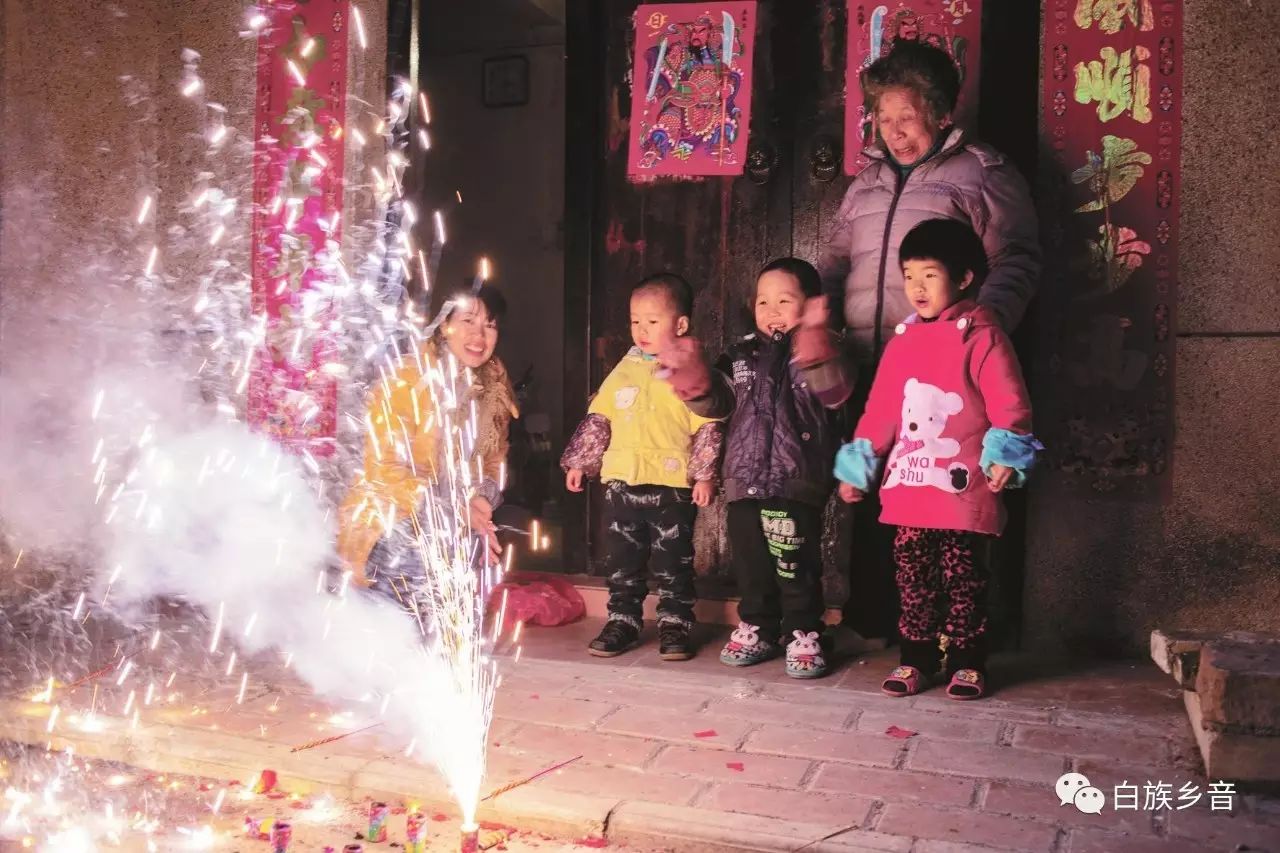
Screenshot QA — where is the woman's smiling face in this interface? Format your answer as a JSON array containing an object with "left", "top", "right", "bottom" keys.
[{"left": 445, "top": 298, "right": 499, "bottom": 368}]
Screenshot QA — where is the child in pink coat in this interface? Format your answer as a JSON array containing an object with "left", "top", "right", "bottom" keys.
[{"left": 835, "top": 218, "right": 1042, "bottom": 700}]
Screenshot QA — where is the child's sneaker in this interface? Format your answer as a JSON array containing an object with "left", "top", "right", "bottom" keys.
[
  {"left": 785, "top": 630, "right": 828, "bottom": 679},
  {"left": 588, "top": 620, "right": 640, "bottom": 657},
  {"left": 719, "top": 622, "right": 778, "bottom": 667},
  {"left": 658, "top": 622, "right": 694, "bottom": 661}
]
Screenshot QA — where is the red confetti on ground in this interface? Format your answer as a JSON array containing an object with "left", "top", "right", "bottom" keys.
[
  {"left": 432, "top": 813, "right": 450, "bottom": 822},
  {"left": 693, "top": 729, "right": 718, "bottom": 738},
  {"left": 391, "top": 806, "right": 406, "bottom": 815},
  {"left": 575, "top": 837, "right": 609, "bottom": 848},
  {"left": 725, "top": 761, "right": 745, "bottom": 772},
  {"left": 885, "top": 725, "right": 917, "bottom": 739},
  {"left": 530, "top": 694, "right": 540, "bottom": 699}
]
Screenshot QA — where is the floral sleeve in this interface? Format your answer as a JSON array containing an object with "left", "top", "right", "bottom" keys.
[
  {"left": 560, "top": 414, "right": 611, "bottom": 478},
  {"left": 687, "top": 421, "right": 725, "bottom": 485}
]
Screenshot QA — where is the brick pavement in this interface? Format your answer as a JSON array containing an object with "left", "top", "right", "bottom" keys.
[{"left": 2, "top": 618, "right": 1278, "bottom": 852}]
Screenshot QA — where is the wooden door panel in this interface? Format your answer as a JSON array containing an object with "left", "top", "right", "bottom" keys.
[{"left": 587, "top": 0, "right": 790, "bottom": 588}]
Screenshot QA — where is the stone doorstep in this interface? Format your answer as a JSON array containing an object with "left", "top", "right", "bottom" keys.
[
  {"left": 1184, "top": 690, "right": 1280, "bottom": 790},
  {"left": 1195, "top": 637, "right": 1280, "bottom": 733},
  {"left": 0, "top": 699, "right": 616, "bottom": 841},
  {"left": 607, "top": 801, "right": 912, "bottom": 853},
  {"left": 0, "top": 699, "right": 921, "bottom": 852},
  {"left": 1149, "top": 629, "right": 1216, "bottom": 689}
]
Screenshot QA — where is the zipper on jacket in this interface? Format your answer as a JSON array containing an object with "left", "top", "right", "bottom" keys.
[{"left": 872, "top": 168, "right": 908, "bottom": 358}]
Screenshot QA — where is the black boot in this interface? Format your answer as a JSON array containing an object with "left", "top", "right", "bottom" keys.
[
  {"left": 658, "top": 622, "right": 694, "bottom": 661},
  {"left": 588, "top": 620, "right": 640, "bottom": 657}
]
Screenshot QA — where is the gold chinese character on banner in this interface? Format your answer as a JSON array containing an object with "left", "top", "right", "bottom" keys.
[
  {"left": 1074, "top": 46, "right": 1152, "bottom": 123},
  {"left": 1074, "top": 0, "right": 1154, "bottom": 34}
]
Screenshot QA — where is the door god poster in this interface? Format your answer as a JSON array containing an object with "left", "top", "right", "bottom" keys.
[{"left": 628, "top": 2, "right": 758, "bottom": 178}]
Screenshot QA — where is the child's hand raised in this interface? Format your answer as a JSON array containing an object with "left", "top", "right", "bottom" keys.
[
  {"left": 986, "top": 464, "right": 1014, "bottom": 493},
  {"left": 692, "top": 480, "right": 714, "bottom": 507},
  {"left": 838, "top": 481, "right": 864, "bottom": 503},
  {"left": 656, "top": 337, "right": 711, "bottom": 401},
  {"left": 565, "top": 468, "right": 585, "bottom": 492},
  {"left": 791, "top": 296, "right": 837, "bottom": 367}
]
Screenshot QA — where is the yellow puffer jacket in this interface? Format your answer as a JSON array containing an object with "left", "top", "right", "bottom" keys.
[{"left": 335, "top": 340, "right": 517, "bottom": 580}]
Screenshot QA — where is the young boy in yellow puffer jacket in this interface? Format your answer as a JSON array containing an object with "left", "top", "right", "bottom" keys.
[{"left": 561, "top": 273, "right": 724, "bottom": 661}]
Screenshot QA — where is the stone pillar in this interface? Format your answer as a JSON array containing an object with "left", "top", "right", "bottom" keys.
[{"left": 1024, "top": 0, "right": 1280, "bottom": 655}]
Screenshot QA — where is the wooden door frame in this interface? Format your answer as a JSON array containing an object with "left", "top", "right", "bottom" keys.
[{"left": 561, "top": 0, "right": 605, "bottom": 575}]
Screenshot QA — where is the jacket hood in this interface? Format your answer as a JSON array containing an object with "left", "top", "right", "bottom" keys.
[{"left": 901, "top": 300, "right": 1001, "bottom": 338}]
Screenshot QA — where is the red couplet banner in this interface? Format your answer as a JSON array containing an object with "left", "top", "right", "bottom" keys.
[
  {"left": 844, "top": 1, "right": 984, "bottom": 176},
  {"left": 627, "top": 2, "right": 758, "bottom": 179},
  {"left": 1039, "top": 0, "right": 1182, "bottom": 498},
  {"left": 248, "top": 0, "right": 350, "bottom": 457}
]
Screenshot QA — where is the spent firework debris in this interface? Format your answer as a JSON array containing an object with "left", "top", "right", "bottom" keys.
[
  {"left": 481, "top": 754, "right": 584, "bottom": 802},
  {"left": 288, "top": 722, "right": 383, "bottom": 753}
]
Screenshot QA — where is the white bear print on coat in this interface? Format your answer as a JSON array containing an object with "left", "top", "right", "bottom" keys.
[{"left": 882, "top": 377, "right": 971, "bottom": 494}]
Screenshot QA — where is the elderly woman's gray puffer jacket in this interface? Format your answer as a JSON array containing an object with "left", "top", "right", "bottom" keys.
[{"left": 818, "top": 128, "right": 1041, "bottom": 361}]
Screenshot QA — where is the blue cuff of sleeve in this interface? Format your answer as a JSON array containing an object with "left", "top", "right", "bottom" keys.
[
  {"left": 979, "top": 429, "right": 1044, "bottom": 489},
  {"left": 834, "top": 438, "right": 882, "bottom": 491}
]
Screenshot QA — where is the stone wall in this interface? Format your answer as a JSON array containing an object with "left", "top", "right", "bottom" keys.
[
  {"left": 1024, "top": 0, "right": 1280, "bottom": 655},
  {"left": 0, "top": 1, "right": 386, "bottom": 551}
]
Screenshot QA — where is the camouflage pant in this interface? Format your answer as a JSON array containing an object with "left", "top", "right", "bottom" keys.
[{"left": 602, "top": 482, "right": 697, "bottom": 629}]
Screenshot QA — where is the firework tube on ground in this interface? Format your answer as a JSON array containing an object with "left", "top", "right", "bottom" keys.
[
  {"left": 460, "top": 823, "right": 480, "bottom": 853},
  {"left": 405, "top": 811, "right": 427, "bottom": 853},
  {"left": 269, "top": 820, "right": 292, "bottom": 853},
  {"left": 245, "top": 816, "right": 275, "bottom": 839},
  {"left": 366, "top": 801, "right": 389, "bottom": 843}
]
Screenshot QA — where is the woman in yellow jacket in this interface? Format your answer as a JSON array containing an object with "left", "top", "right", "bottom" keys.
[{"left": 335, "top": 286, "right": 518, "bottom": 592}]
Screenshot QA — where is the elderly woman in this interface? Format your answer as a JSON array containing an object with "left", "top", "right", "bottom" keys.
[
  {"left": 818, "top": 40, "right": 1040, "bottom": 356},
  {"left": 335, "top": 285, "right": 518, "bottom": 591}
]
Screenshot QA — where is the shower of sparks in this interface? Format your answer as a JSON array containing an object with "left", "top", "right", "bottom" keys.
[
  {"left": 136, "top": 195, "right": 153, "bottom": 224},
  {"left": 285, "top": 59, "right": 306, "bottom": 86},
  {"left": 352, "top": 5, "right": 368, "bottom": 49}
]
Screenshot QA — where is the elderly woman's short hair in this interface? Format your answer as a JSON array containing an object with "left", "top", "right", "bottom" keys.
[{"left": 860, "top": 41, "right": 961, "bottom": 125}]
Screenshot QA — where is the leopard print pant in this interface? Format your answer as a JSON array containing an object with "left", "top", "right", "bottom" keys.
[{"left": 892, "top": 526, "right": 989, "bottom": 649}]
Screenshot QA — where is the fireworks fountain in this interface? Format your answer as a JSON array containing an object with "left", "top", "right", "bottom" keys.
[{"left": 0, "top": 3, "right": 516, "bottom": 849}]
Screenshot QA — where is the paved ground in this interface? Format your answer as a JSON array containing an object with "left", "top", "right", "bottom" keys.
[{"left": 2, "top": 618, "right": 1278, "bottom": 852}]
